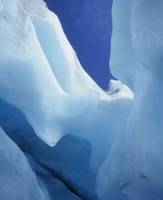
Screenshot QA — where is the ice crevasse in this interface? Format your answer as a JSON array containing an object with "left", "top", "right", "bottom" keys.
[{"left": 0, "top": 0, "right": 163, "bottom": 200}]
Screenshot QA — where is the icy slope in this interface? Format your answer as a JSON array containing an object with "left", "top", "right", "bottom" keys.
[
  {"left": 0, "top": 127, "right": 47, "bottom": 200},
  {"left": 0, "top": 0, "right": 103, "bottom": 146},
  {"left": 98, "top": 0, "right": 163, "bottom": 200},
  {"left": 0, "top": 79, "right": 133, "bottom": 199},
  {"left": 1, "top": 0, "right": 163, "bottom": 199},
  {"left": 0, "top": 0, "right": 134, "bottom": 199}
]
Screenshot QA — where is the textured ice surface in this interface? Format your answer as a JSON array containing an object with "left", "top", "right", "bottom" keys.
[
  {"left": 0, "top": 0, "right": 162, "bottom": 200},
  {"left": 0, "top": 127, "right": 47, "bottom": 200},
  {"left": 0, "top": 0, "right": 102, "bottom": 146},
  {"left": 98, "top": 0, "right": 163, "bottom": 200}
]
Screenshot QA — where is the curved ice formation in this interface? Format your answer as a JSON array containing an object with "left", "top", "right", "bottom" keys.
[
  {"left": 98, "top": 0, "right": 163, "bottom": 199},
  {"left": 0, "top": 0, "right": 163, "bottom": 199},
  {"left": 0, "top": 0, "right": 134, "bottom": 198},
  {"left": 0, "top": 0, "right": 104, "bottom": 146}
]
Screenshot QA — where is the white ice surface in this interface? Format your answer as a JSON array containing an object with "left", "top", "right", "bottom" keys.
[
  {"left": 0, "top": 0, "right": 162, "bottom": 200},
  {"left": 0, "top": 0, "right": 102, "bottom": 146}
]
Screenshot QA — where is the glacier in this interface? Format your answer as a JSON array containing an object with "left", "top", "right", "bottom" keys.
[
  {"left": 97, "top": 0, "right": 163, "bottom": 200},
  {"left": 0, "top": 0, "right": 162, "bottom": 200}
]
